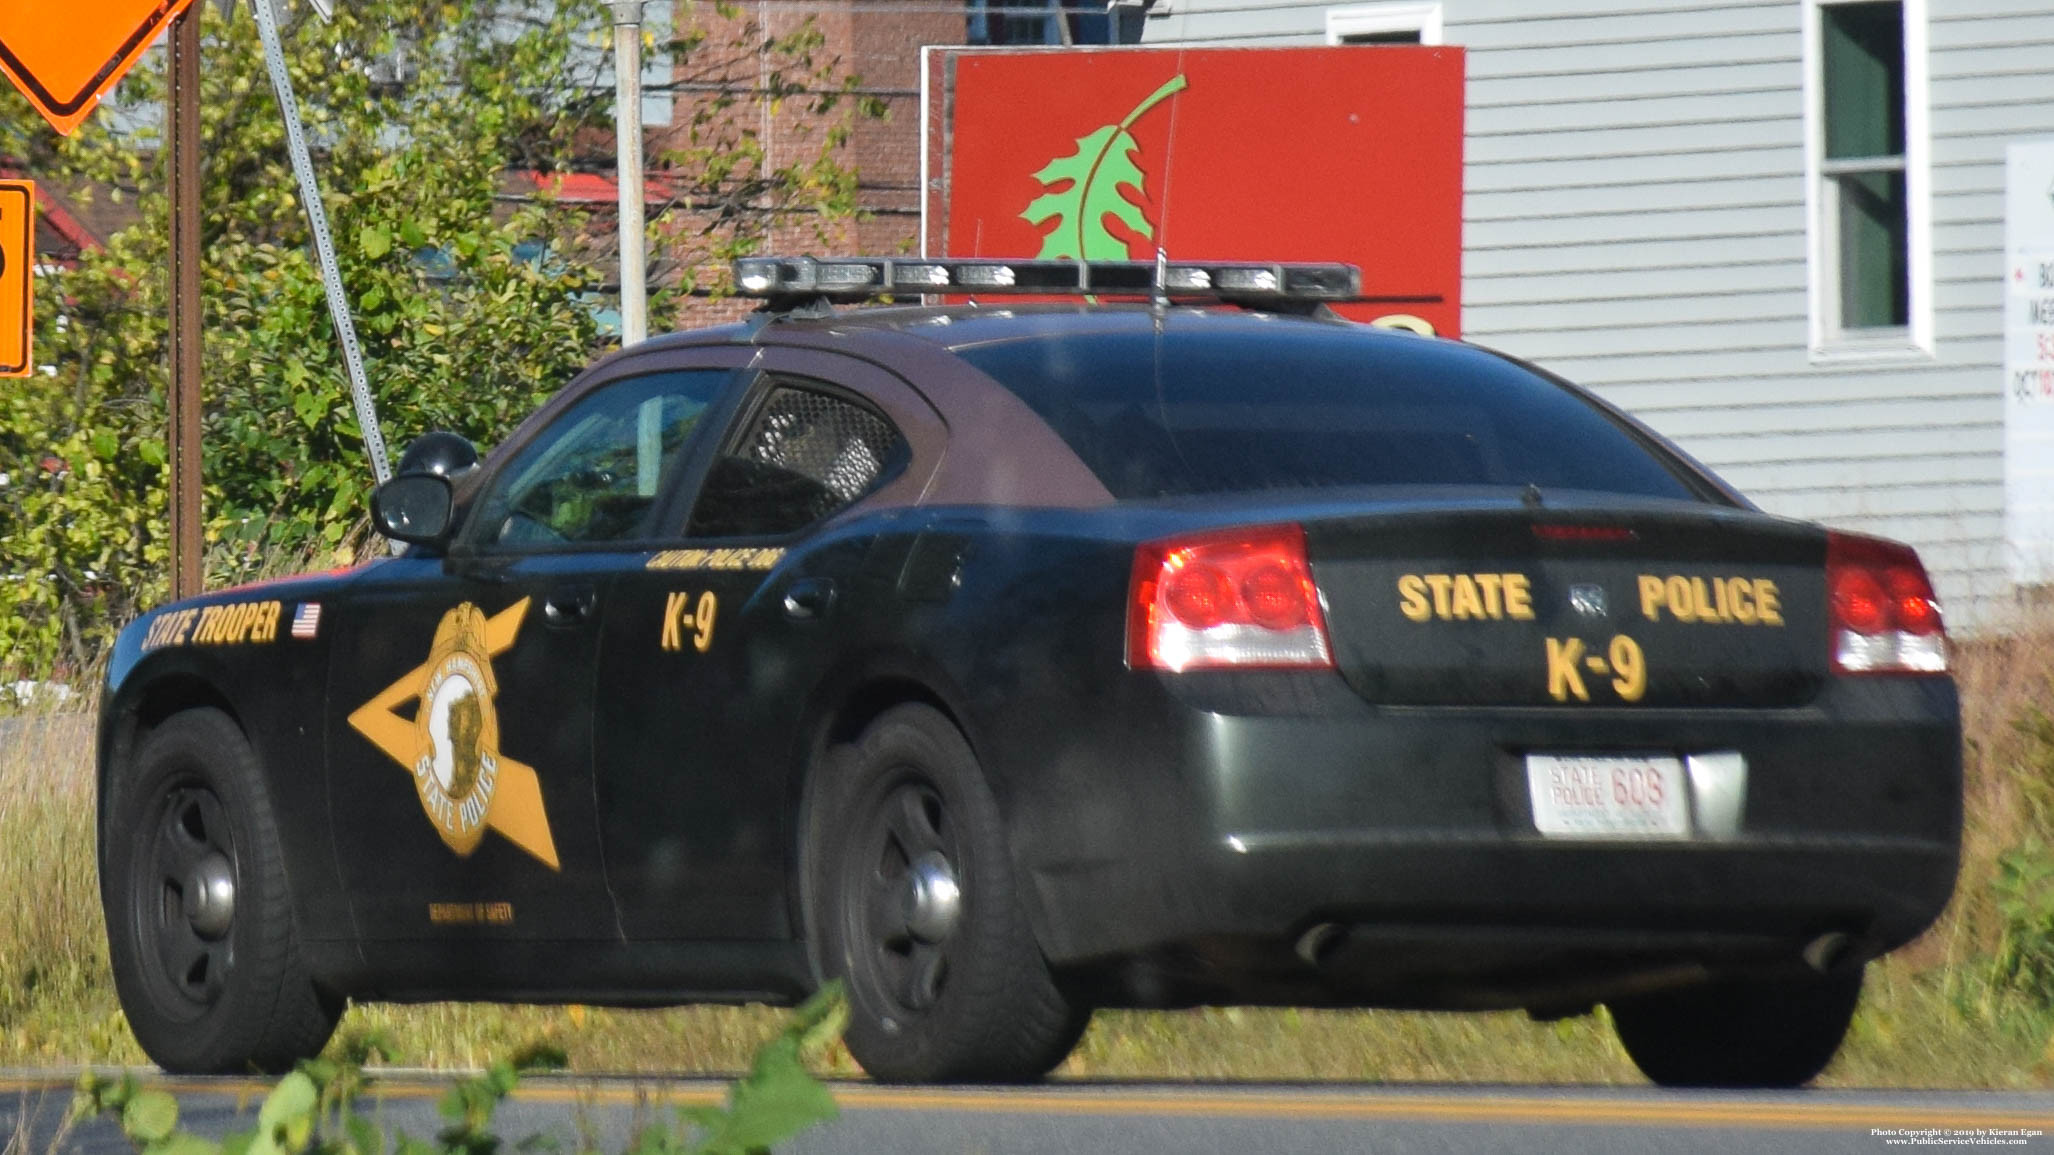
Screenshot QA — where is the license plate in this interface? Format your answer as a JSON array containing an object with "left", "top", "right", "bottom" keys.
[{"left": 1526, "top": 753, "right": 1688, "bottom": 838}]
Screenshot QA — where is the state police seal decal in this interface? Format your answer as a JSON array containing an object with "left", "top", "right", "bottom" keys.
[
  {"left": 414, "top": 604, "right": 501, "bottom": 855},
  {"left": 347, "top": 599, "right": 561, "bottom": 870}
]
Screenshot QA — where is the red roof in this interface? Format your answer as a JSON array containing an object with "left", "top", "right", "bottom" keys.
[
  {"left": 521, "top": 171, "right": 673, "bottom": 205},
  {"left": 0, "top": 166, "right": 102, "bottom": 263}
]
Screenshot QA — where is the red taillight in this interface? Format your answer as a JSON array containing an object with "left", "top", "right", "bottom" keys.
[
  {"left": 1825, "top": 531, "right": 1947, "bottom": 675},
  {"left": 1164, "top": 563, "right": 1233, "bottom": 628},
  {"left": 1887, "top": 569, "right": 1943, "bottom": 636},
  {"left": 1241, "top": 563, "right": 1310, "bottom": 630},
  {"left": 1829, "top": 568, "right": 1889, "bottom": 635},
  {"left": 1129, "top": 525, "right": 1333, "bottom": 671}
]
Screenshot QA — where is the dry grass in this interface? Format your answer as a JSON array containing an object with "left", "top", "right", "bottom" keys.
[
  {"left": 3, "top": 613, "right": 2053, "bottom": 1084},
  {"left": 0, "top": 696, "right": 144, "bottom": 1066},
  {"left": 1945, "top": 608, "right": 2054, "bottom": 961}
]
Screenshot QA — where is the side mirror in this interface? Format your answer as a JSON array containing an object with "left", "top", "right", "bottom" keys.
[{"left": 371, "top": 473, "right": 454, "bottom": 547}]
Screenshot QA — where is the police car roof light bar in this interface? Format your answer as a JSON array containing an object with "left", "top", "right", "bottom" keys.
[{"left": 732, "top": 256, "right": 1364, "bottom": 307}]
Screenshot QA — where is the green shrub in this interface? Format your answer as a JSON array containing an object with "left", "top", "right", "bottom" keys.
[
  {"left": 0, "top": 0, "right": 881, "bottom": 679},
  {"left": 1991, "top": 703, "right": 2054, "bottom": 1008}
]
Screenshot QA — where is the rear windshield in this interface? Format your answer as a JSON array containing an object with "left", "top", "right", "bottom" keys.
[{"left": 953, "top": 322, "right": 1703, "bottom": 502}]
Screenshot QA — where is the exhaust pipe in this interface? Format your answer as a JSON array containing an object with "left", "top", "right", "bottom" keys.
[
  {"left": 1803, "top": 931, "right": 1853, "bottom": 973},
  {"left": 1295, "top": 922, "right": 1342, "bottom": 966}
]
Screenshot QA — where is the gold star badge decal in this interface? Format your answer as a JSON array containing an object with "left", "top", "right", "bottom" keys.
[{"left": 346, "top": 599, "right": 560, "bottom": 871}]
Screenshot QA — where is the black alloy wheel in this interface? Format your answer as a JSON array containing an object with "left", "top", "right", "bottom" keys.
[
  {"left": 132, "top": 780, "right": 243, "bottom": 1015},
  {"left": 848, "top": 778, "right": 965, "bottom": 1021},
  {"left": 808, "top": 703, "right": 1089, "bottom": 1083},
  {"left": 103, "top": 708, "right": 339, "bottom": 1073}
]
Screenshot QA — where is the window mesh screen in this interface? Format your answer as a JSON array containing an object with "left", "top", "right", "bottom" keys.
[
  {"left": 686, "top": 386, "right": 905, "bottom": 538},
  {"left": 742, "top": 388, "right": 899, "bottom": 501}
]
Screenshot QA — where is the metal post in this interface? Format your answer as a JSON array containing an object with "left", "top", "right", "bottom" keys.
[
  {"left": 254, "top": 0, "right": 392, "bottom": 487},
  {"left": 167, "top": 5, "right": 204, "bottom": 600},
  {"left": 612, "top": 0, "right": 648, "bottom": 348},
  {"left": 918, "top": 45, "right": 931, "bottom": 259}
]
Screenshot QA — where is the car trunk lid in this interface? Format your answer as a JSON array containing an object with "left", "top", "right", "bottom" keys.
[{"left": 1305, "top": 504, "right": 1827, "bottom": 708}]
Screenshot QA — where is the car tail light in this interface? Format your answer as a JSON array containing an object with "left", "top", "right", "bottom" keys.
[
  {"left": 1129, "top": 525, "right": 1334, "bottom": 671},
  {"left": 1826, "top": 531, "right": 1947, "bottom": 674}
]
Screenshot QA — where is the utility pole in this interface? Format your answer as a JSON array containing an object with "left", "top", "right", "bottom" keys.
[
  {"left": 612, "top": 0, "right": 648, "bottom": 348},
  {"left": 166, "top": 5, "right": 204, "bottom": 600}
]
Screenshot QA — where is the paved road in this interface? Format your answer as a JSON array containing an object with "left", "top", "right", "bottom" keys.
[{"left": 4, "top": 1073, "right": 2050, "bottom": 1154}]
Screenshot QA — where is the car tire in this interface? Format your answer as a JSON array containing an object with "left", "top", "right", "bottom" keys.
[
  {"left": 1609, "top": 966, "right": 1865, "bottom": 1088},
  {"left": 103, "top": 708, "right": 340, "bottom": 1073},
  {"left": 806, "top": 703, "right": 1089, "bottom": 1083}
]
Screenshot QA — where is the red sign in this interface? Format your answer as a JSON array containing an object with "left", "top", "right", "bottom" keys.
[
  {"left": 0, "top": 0, "right": 201, "bottom": 135},
  {"left": 938, "top": 47, "right": 1465, "bottom": 336}
]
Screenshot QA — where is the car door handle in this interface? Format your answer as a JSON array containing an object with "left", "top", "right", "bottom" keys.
[
  {"left": 542, "top": 585, "right": 597, "bottom": 627},
  {"left": 782, "top": 577, "right": 837, "bottom": 621}
]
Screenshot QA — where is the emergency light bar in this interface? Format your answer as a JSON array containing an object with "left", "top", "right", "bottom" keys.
[{"left": 731, "top": 256, "right": 1363, "bottom": 305}]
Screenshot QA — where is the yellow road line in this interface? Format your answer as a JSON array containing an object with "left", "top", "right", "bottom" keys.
[{"left": 2, "top": 1077, "right": 2048, "bottom": 1133}]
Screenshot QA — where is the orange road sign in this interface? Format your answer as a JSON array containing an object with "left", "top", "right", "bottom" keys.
[
  {"left": 0, "top": 0, "right": 202, "bottom": 135},
  {"left": 0, "top": 180, "right": 30, "bottom": 378}
]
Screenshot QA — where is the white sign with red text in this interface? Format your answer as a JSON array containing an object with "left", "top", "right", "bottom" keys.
[
  {"left": 2006, "top": 140, "right": 2054, "bottom": 585},
  {"left": 1526, "top": 753, "right": 1688, "bottom": 839}
]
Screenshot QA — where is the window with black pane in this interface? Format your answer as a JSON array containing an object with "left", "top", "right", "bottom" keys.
[
  {"left": 1325, "top": 2, "right": 1442, "bottom": 44},
  {"left": 1819, "top": 1, "right": 1909, "bottom": 335},
  {"left": 966, "top": 0, "right": 1141, "bottom": 47}
]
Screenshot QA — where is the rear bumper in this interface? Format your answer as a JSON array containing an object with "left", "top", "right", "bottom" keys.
[
  {"left": 1035, "top": 833, "right": 1954, "bottom": 1008},
  {"left": 1006, "top": 671, "right": 1961, "bottom": 1003}
]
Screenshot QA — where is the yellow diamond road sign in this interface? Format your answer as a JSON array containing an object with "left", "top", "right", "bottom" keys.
[{"left": 0, "top": 180, "right": 30, "bottom": 379}]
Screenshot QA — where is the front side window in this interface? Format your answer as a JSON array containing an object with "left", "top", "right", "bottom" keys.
[
  {"left": 472, "top": 370, "right": 729, "bottom": 548},
  {"left": 1809, "top": 0, "right": 1929, "bottom": 355},
  {"left": 687, "top": 383, "right": 906, "bottom": 539}
]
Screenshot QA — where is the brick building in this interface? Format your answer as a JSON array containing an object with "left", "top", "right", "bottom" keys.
[{"left": 653, "top": 0, "right": 1144, "bottom": 325}]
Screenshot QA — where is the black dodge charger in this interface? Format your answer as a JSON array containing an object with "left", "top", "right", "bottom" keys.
[{"left": 96, "top": 258, "right": 1960, "bottom": 1087}]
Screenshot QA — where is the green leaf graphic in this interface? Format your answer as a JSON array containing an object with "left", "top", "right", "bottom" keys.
[{"left": 1021, "top": 75, "right": 1187, "bottom": 260}]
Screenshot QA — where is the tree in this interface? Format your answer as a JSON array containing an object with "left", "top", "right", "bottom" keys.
[
  {"left": 0, "top": 0, "right": 877, "bottom": 680},
  {"left": 643, "top": 2, "right": 891, "bottom": 299}
]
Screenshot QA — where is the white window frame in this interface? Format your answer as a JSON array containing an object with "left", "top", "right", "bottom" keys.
[
  {"left": 1325, "top": 2, "right": 1443, "bottom": 46},
  {"left": 1803, "top": 0, "right": 1932, "bottom": 363}
]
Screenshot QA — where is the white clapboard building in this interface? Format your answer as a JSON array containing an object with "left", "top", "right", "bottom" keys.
[{"left": 1138, "top": 0, "right": 2054, "bottom": 627}]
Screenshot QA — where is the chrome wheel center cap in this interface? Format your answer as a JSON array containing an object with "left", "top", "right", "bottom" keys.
[
  {"left": 186, "top": 853, "right": 236, "bottom": 939},
  {"left": 902, "top": 851, "right": 961, "bottom": 943}
]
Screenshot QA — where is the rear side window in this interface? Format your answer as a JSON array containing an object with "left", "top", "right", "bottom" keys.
[
  {"left": 687, "top": 383, "right": 906, "bottom": 538},
  {"left": 954, "top": 323, "right": 1702, "bottom": 502}
]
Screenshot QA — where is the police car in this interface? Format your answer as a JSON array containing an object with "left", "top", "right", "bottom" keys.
[{"left": 97, "top": 257, "right": 1960, "bottom": 1086}]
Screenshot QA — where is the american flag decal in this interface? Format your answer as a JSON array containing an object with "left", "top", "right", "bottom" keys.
[{"left": 290, "top": 602, "right": 322, "bottom": 640}]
